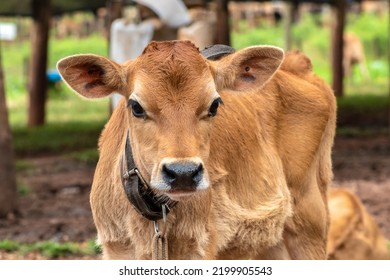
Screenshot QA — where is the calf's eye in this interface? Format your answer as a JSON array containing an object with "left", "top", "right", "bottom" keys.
[
  {"left": 128, "top": 99, "right": 145, "bottom": 118},
  {"left": 208, "top": 97, "right": 223, "bottom": 117}
]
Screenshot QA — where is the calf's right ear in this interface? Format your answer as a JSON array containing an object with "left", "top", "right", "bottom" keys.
[{"left": 57, "top": 54, "right": 126, "bottom": 99}]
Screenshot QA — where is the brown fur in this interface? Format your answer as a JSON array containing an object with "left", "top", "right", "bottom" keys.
[
  {"left": 327, "top": 188, "right": 390, "bottom": 260},
  {"left": 57, "top": 40, "right": 336, "bottom": 259}
]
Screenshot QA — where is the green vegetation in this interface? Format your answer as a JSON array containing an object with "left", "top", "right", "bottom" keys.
[
  {"left": 3, "top": 34, "right": 107, "bottom": 98},
  {"left": 70, "top": 148, "right": 100, "bottom": 165},
  {"left": 337, "top": 94, "right": 389, "bottom": 112},
  {"left": 87, "top": 238, "right": 102, "bottom": 255},
  {"left": 336, "top": 94, "right": 389, "bottom": 130},
  {"left": 0, "top": 240, "right": 19, "bottom": 252},
  {"left": 17, "top": 182, "right": 30, "bottom": 197},
  {"left": 12, "top": 117, "right": 105, "bottom": 156},
  {"left": 0, "top": 239, "right": 100, "bottom": 258},
  {"left": 232, "top": 11, "right": 389, "bottom": 89},
  {"left": 15, "top": 160, "right": 34, "bottom": 172},
  {"left": 3, "top": 34, "right": 109, "bottom": 157},
  {"left": 9, "top": 87, "right": 108, "bottom": 156}
]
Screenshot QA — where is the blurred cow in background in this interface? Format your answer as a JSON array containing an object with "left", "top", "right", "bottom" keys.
[
  {"left": 177, "top": 7, "right": 216, "bottom": 50},
  {"left": 343, "top": 32, "right": 369, "bottom": 81},
  {"left": 327, "top": 188, "right": 390, "bottom": 260}
]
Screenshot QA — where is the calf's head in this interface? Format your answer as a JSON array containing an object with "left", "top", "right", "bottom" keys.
[{"left": 57, "top": 41, "right": 284, "bottom": 200}]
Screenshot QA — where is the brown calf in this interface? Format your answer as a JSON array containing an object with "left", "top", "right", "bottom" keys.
[{"left": 57, "top": 41, "right": 336, "bottom": 259}]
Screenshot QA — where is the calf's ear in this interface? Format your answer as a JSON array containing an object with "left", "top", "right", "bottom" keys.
[
  {"left": 212, "top": 45, "right": 284, "bottom": 91},
  {"left": 57, "top": 54, "right": 126, "bottom": 99}
]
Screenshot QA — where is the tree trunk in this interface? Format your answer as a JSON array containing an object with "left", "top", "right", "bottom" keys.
[
  {"left": 388, "top": 0, "right": 390, "bottom": 137},
  {"left": 28, "top": 0, "right": 51, "bottom": 127},
  {"left": 331, "top": 0, "right": 346, "bottom": 97},
  {"left": 107, "top": 0, "right": 123, "bottom": 115},
  {"left": 215, "top": 0, "right": 230, "bottom": 45},
  {"left": 0, "top": 44, "right": 17, "bottom": 217}
]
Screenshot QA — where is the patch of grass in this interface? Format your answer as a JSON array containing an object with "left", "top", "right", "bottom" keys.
[
  {"left": 48, "top": 34, "right": 107, "bottom": 70},
  {"left": 336, "top": 127, "right": 388, "bottom": 137},
  {"left": 17, "top": 182, "right": 31, "bottom": 197},
  {"left": 232, "top": 21, "right": 285, "bottom": 50},
  {"left": 87, "top": 239, "right": 102, "bottom": 255},
  {"left": 337, "top": 94, "right": 389, "bottom": 110},
  {"left": 336, "top": 94, "right": 389, "bottom": 128},
  {"left": 30, "top": 241, "right": 80, "bottom": 258},
  {"left": 2, "top": 34, "right": 107, "bottom": 99},
  {"left": 12, "top": 120, "right": 104, "bottom": 156},
  {"left": 8, "top": 83, "right": 109, "bottom": 156},
  {"left": 9, "top": 85, "right": 109, "bottom": 127},
  {"left": 70, "top": 148, "right": 99, "bottom": 165},
  {"left": 0, "top": 239, "right": 100, "bottom": 258},
  {"left": 0, "top": 240, "right": 19, "bottom": 252},
  {"left": 1, "top": 41, "right": 30, "bottom": 99},
  {"left": 15, "top": 160, "right": 34, "bottom": 172},
  {"left": 345, "top": 79, "right": 389, "bottom": 96}
]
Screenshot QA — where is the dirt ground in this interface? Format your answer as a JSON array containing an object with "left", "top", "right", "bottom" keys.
[
  {"left": 0, "top": 133, "right": 389, "bottom": 259},
  {"left": 331, "top": 133, "right": 390, "bottom": 239}
]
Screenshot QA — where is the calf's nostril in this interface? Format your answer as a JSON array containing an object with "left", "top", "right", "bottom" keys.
[
  {"left": 162, "top": 164, "right": 177, "bottom": 184},
  {"left": 192, "top": 164, "right": 203, "bottom": 184}
]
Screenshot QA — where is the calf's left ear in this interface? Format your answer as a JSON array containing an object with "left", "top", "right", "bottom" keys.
[
  {"left": 212, "top": 45, "right": 284, "bottom": 92},
  {"left": 57, "top": 54, "right": 126, "bottom": 99}
]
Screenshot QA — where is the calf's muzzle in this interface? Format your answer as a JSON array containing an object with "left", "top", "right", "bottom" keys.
[{"left": 162, "top": 161, "right": 204, "bottom": 190}]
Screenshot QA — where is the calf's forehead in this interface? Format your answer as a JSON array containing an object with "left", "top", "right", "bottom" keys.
[{"left": 129, "top": 41, "right": 216, "bottom": 103}]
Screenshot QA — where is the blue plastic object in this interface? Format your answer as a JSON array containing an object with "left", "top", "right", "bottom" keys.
[{"left": 47, "top": 70, "right": 62, "bottom": 83}]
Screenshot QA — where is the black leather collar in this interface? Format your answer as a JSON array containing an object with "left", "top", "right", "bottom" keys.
[{"left": 121, "top": 131, "right": 176, "bottom": 221}]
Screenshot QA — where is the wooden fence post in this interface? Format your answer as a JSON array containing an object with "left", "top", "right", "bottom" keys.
[
  {"left": 388, "top": 0, "right": 390, "bottom": 137},
  {"left": 215, "top": 0, "right": 230, "bottom": 45},
  {"left": 331, "top": 0, "right": 346, "bottom": 97},
  {"left": 28, "top": 0, "right": 51, "bottom": 127},
  {"left": 0, "top": 43, "right": 17, "bottom": 217}
]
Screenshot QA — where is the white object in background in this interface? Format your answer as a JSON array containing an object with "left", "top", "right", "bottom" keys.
[
  {"left": 133, "top": 0, "right": 191, "bottom": 28},
  {"left": 109, "top": 19, "right": 154, "bottom": 110},
  {"left": 0, "top": 23, "right": 17, "bottom": 41}
]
